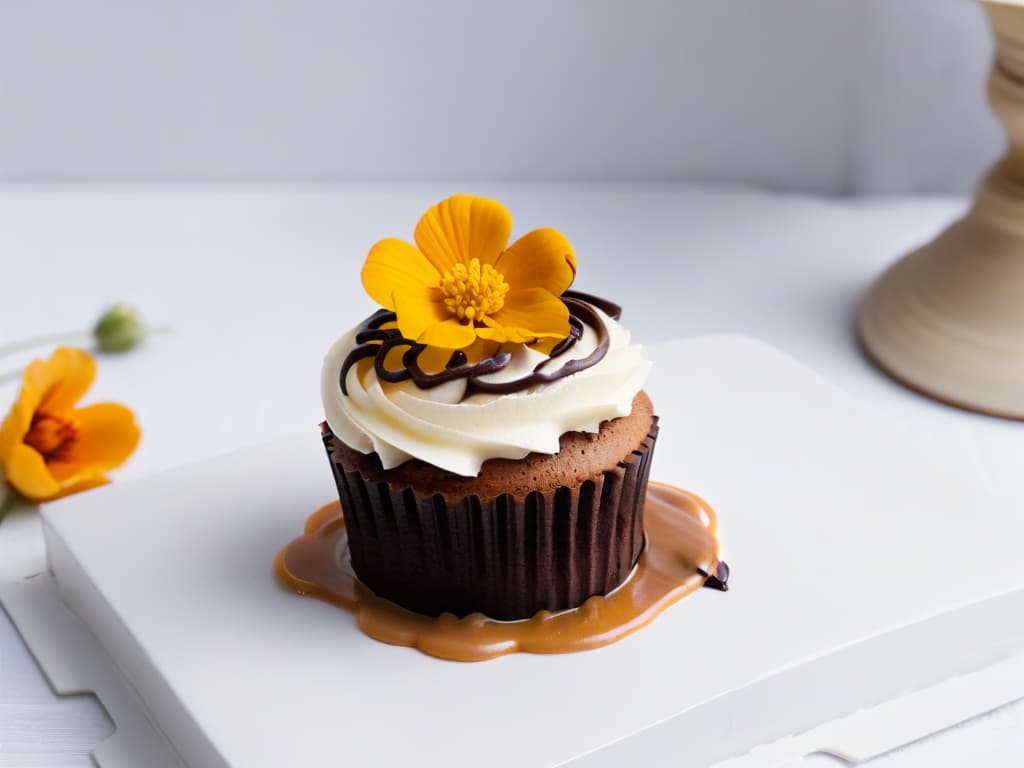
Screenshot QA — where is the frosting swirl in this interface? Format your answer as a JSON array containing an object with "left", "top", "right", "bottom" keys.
[{"left": 321, "top": 295, "right": 651, "bottom": 477}]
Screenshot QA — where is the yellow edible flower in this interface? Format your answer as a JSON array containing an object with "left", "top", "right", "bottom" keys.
[
  {"left": 362, "top": 194, "right": 577, "bottom": 350},
  {"left": 0, "top": 347, "right": 140, "bottom": 502}
]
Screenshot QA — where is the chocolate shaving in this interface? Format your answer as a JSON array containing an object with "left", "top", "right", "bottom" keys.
[
  {"left": 697, "top": 561, "right": 731, "bottom": 592},
  {"left": 339, "top": 293, "right": 617, "bottom": 401}
]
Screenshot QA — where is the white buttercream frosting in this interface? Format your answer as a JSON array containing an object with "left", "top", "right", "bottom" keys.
[{"left": 321, "top": 303, "right": 651, "bottom": 477}]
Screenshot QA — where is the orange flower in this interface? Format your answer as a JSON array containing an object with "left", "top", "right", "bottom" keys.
[
  {"left": 361, "top": 194, "right": 577, "bottom": 350},
  {"left": 0, "top": 347, "right": 140, "bottom": 502}
]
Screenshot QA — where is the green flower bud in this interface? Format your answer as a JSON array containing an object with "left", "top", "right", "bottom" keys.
[{"left": 94, "top": 304, "right": 146, "bottom": 352}]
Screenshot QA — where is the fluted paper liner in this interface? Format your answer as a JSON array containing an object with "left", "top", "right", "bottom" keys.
[{"left": 322, "top": 419, "right": 659, "bottom": 621}]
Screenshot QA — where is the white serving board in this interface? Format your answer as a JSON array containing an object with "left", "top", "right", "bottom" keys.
[{"left": 13, "top": 336, "right": 1024, "bottom": 768}]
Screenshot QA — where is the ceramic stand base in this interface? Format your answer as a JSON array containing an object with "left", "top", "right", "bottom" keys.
[{"left": 859, "top": 0, "right": 1024, "bottom": 419}]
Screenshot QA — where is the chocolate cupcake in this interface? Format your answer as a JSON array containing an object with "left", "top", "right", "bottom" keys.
[{"left": 321, "top": 194, "right": 654, "bottom": 620}]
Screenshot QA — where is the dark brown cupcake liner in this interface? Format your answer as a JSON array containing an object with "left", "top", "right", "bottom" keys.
[{"left": 322, "top": 419, "right": 659, "bottom": 621}]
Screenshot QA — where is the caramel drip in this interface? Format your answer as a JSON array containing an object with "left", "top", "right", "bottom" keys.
[
  {"left": 274, "top": 482, "right": 727, "bottom": 662},
  {"left": 339, "top": 291, "right": 619, "bottom": 401}
]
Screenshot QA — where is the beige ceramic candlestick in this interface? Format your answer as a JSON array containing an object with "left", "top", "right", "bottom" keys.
[{"left": 859, "top": 0, "right": 1024, "bottom": 419}]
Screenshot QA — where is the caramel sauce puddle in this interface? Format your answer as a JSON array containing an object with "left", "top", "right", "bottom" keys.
[{"left": 274, "top": 481, "right": 726, "bottom": 662}]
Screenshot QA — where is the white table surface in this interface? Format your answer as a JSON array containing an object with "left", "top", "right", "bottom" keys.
[{"left": 0, "top": 182, "right": 1022, "bottom": 766}]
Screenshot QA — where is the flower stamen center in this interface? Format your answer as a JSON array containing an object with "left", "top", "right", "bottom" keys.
[
  {"left": 24, "top": 412, "right": 78, "bottom": 462},
  {"left": 438, "top": 258, "right": 509, "bottom": 324}
]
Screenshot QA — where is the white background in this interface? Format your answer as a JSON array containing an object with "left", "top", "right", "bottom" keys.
[{"left": 0, "top": 0, "right": 1005, "bottom": 193}]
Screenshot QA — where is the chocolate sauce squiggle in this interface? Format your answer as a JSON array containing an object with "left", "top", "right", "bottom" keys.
[
  {"left": 465, "top": 298, "right": 607, "bottom": 396},
  {"left": 339, "top": 292, "right": 618, "bottom": 400},
  {"left": 564, "top": 290, "right": 621, "bottom": 321}
]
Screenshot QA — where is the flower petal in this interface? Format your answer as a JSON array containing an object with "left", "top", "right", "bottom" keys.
[
  {"left": 416, "top": 319, "right": 477, "bottom": 350},
  {"left": 3, "top": 443, "right": 61, "bottom": 501},
  {"left": 415, "top": 343, "right": 457, "bottom": 373},
  {"left": 362, "top": 238, "right": 440, "bottom": 311},
  {"left": 485, "top": 288, "right": 570, "bottom": 341},
  {"left": 528, "top": 336, "right": 563, "bottom": 356},
  {"left": 24, "top": 347, "right": 96, "bottom": 415},
  {"left": 0, "top": 389, "right": 39, "bottom": 461},
  {"left": 45, "top": 473, "right": 110, "bottom": 501},
  {"left": 475, "top": 325, "right": 538, "bottom": 344},
  {"left": 494, "top": 228, "right": 576, "bottom": 295},
  {"left": 393, "top": 288, "right": 450, "bottom": 342},
  {"left": 462, "top": 337, "right": 503, "bottom": 364},
  {"left": 63, "top": 403, "right": 141, "bottom": 471},
  {"left": 415, "top": 335, "right": 503, "bottom": 363},
  {"left": 33, "top": 455, "right": 111, "bottom": 499},
  {"left": 414, "top": 194, "right": 512, "bottom": 273}
]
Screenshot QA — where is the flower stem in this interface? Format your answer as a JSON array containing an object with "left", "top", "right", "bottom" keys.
[
  {"left": 0, "top": 330, "right": 91, "bottom": 359},
  {"left": 0, "top": 325, "right": 172, "bottom": 365},
  {"left": 0, "top": 486, "right": 21, "bottom": 525}
]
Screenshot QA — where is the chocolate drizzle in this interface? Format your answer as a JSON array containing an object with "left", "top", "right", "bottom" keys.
[
  {"left": 339, "top": 290, "right": 621, "bottom": 401},
  {"left": 565, "top": 290, "right": 622, "bottom": 321}
]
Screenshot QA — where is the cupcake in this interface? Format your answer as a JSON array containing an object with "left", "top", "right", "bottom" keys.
[{"left": 321, "top": 194, "right": 654, "bottom": 621}]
